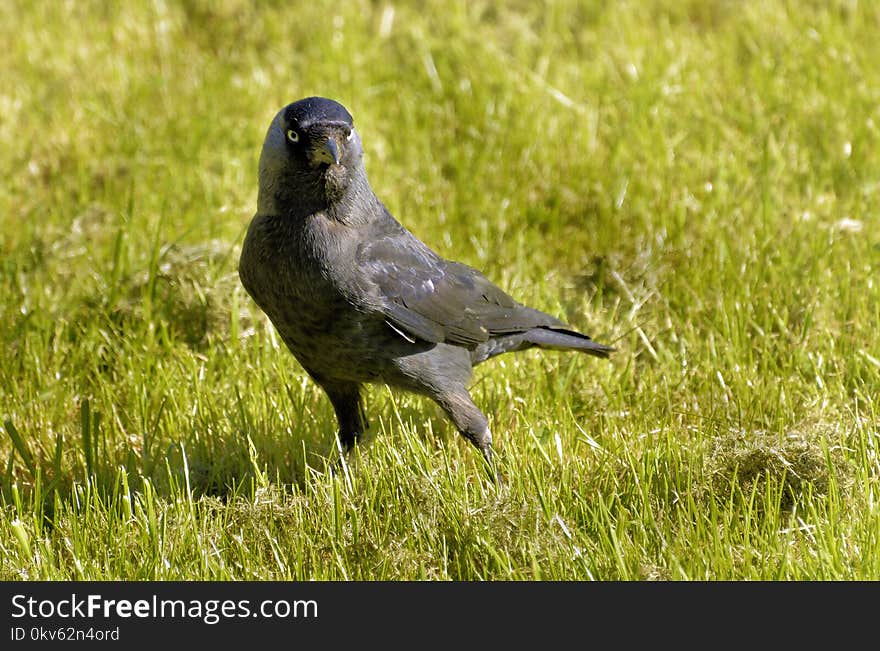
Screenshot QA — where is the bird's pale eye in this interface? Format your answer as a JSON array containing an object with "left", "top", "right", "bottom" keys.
[
  {"left": 346, "top": 129, "right": 355, "bottom": 142},
  {"left": 287, "top": 129, "right": 300, "bottom": 143}
]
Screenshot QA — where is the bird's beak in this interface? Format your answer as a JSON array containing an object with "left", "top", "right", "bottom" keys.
[{"left": 323, "top": 137, "right": 341, "bottom": 165}]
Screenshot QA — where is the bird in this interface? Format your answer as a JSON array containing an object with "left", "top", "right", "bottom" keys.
[{"left": 238, "top": 96, "right": 613, "bottom": 471}]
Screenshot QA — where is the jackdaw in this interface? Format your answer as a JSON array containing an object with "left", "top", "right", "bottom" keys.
[{"left": 239, "top": 97, "right": 613, "bottom": 468}]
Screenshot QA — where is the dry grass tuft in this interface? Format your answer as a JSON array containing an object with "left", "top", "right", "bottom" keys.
[{"left": 703, "top": 427, "right": 847, "bottom": 513}]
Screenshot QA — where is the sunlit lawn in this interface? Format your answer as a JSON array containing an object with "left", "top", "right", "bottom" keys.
[{"left": 1, "top": 0, "right": 878, "bottom": 579}]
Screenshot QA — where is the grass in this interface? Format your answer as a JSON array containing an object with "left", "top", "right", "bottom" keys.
[{"left": 1, "top": 0, "right": 879, "bottom": 580}]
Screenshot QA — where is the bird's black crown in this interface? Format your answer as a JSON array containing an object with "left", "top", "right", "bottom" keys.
[{"left": 283, "top": 97, "right": 354, "bottom": 129}]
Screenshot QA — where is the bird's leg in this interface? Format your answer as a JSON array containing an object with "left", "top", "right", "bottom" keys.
[
  {"left": 432, "top": 387, "right": 498, "bottom": 481},
  {"left": 318, "top": 380, "right": 369, "bottom": 453}
]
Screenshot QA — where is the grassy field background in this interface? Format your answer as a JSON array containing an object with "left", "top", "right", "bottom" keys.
[{"left": 1, "top": 0, "right": 878, "bottom": 580}]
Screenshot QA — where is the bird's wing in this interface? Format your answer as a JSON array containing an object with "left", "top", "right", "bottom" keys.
[{"left": 357, "top": 229, "right": 565, "bottom": 347}]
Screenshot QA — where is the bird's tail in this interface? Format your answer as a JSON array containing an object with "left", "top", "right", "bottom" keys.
[
  {"left": 524, "top": 327, "right": 615, "bottom": 358},
  {"left": 470, "top": 326, "right": 614, "bottom": 364}
]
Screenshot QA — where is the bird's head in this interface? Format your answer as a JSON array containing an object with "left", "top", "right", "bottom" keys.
[{"left": 257, "top": 97, "right": 364, "bottom": 215}]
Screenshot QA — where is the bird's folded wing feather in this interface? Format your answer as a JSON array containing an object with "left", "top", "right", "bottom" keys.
[{"left": 357, "top": 231, "right": 566, "bottom": 347}]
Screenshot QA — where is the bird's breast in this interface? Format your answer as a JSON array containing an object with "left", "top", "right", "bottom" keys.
[{"left": 239, "top": 211, "right": 406, "bottom": 382}]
